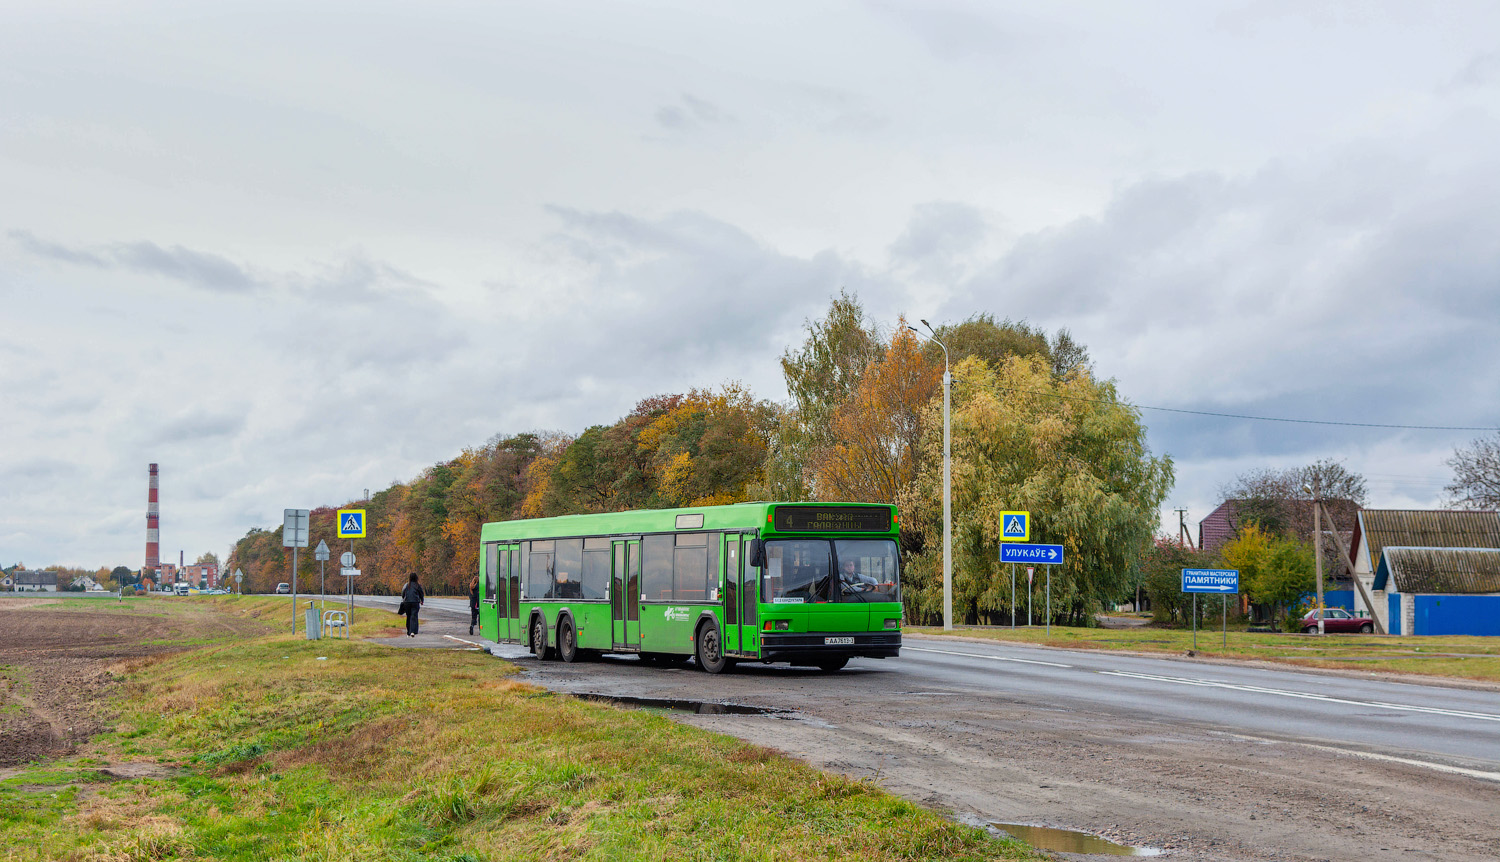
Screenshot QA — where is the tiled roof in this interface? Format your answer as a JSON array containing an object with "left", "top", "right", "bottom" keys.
[
  {"left": 1357, "top": 510, "right": 1500, "bottom": 570},
  {"left": 1373, "top": 547, "right": 1500, "bottom": 594}
]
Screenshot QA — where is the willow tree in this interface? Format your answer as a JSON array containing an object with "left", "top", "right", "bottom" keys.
[{"left": 901, "top": 355, "right": 1173, "bottom": 626}]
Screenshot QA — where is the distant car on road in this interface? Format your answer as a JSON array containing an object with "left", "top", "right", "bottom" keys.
[
  {"left": 274, "top": 583, "right": 291, "bottom": 594},
  {"left": 175, "top": 584, "right": 190, "bottom": 596},
  {"left": 1302, "top": 608, "right": 1374, "bottom": 634}
]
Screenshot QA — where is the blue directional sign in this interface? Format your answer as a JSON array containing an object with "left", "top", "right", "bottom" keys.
[
  {"left": 1000, "top": 543, "right": 1064, "bottom": 564},
  {"left": 337, "top": 509, "right": 367, "bottom": 539},
  {"left": 1181, "top": 568, "right": 1239, "bottom": 593}
]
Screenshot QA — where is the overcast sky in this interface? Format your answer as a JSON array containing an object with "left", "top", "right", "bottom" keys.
[{"left": 5, "top": 1, "right": 1500, "bottom": 568}]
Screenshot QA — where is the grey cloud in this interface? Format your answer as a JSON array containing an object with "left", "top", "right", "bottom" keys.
[
  {"left": 150, "top": 408, "right": 247, "bottom": 444},
  {"left": 9, "top": 230, "right": 109, "bottom": 267},
  {"left": 869, "top": 1, "right": 1014, "bottom": 60},
  {"left": 11, "top": 231, "right": 258, "bottom": 293},
  {"left": 889, "top": 202, "right": 989, "bottom": 264},
  {"left": 654, "top": 93, "right": 726, "bottom": 131},
  {"left": 112, "top": 241, "right": 257, "bottom": 293},
  {"left": 948, "top": 145, "right": 1500, "bottom": 469}
]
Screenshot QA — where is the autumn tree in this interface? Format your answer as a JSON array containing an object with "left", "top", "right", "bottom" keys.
[
  {"left": 901, "top": 354, "right": 1173, "bottom": 626},
  {"left": 774, "top": 291, "right": 883, "bottom": 498},
  {"left": 1220, "top": 523, "right": 1314, "bottom": 626},
  {"left": 809, "top": 321, "right": 940, "bottom": 504},
  {"left": 1446, "top": 433, "right": 1500, "bottom": 509}
]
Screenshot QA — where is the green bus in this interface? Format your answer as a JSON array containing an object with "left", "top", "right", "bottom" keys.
[{"left": 477, "top": 502, "right": 902, "bottom": 673}]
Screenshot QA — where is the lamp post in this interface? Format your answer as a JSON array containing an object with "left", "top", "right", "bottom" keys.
[{"left": 908, "top": 321, "right": 953, "bottom": 631}]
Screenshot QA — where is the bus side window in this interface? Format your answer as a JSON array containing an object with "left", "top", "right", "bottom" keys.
[{"left": 725, "top": 539, "right": 739, "bottom": 624}]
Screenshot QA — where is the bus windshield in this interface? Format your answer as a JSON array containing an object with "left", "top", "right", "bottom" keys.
[{"left": 762, "top": 538, "right": 899, "bottom": 604}]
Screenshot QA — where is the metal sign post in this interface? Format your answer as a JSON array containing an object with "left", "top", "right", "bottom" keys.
[
  {"left": 1010, "top": 563, "right": 1016, "bottom": 628},
  {"left": 1181, "top": 568, "right": 1240, "bottom": 652},
  {"left": 233, "top": 568, "right": 244, "bottom": 595},
  {"left": 1000, "top": 512, "right": 1033, "bottom": 628},
  {"left": 315, "top": 540, "right": 330, "bottom": 616},
  {"left": 282, "top": 509, "right": 310, "bottom": 633},
  {"left": 340, "top": 550, "right": 360, "bottom": 631},
  {"left": 1027, "top": 566, "right": 1034, "bottom": 626},
  {"left": 1046, "top": 565, "right": 1052, "bottom": 636}
]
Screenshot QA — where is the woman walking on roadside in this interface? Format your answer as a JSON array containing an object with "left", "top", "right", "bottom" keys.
[
  {"left": 400, "top": 572, "right": 425, "bottom": 637},
  {"left": 468, "top": 576, "right": 480, "bottom": 635}
]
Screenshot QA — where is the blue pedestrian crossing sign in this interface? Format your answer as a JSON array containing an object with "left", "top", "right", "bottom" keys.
[
  {"left": 999, "top": 510, "right": 1030, "bottom": 542},
  {"left": 337, "top": 509, "right": 367, "bottom": 539}
]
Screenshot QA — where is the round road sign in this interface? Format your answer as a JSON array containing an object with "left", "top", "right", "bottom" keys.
[{"left": 340, "top": 551, "right": 356, "bottom": 567}]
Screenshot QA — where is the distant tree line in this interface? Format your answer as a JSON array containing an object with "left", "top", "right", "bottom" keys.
[{"left": 229, "top": 292, "right": 1175, "bottom": 624}]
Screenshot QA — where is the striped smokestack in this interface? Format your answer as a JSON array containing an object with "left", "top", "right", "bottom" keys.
[{"left": 146, "top": 463, "right": 160, "bottom": 573}]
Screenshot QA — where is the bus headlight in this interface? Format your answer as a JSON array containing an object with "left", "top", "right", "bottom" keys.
[{"left": 884, "top": 618, "right": 900, "bottom": 630}]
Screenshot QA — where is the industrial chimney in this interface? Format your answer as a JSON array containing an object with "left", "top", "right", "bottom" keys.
[{"left": 146, "top": 464, "right": 160, "bottom": 577}]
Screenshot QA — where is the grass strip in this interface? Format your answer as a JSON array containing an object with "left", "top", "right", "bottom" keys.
[
  {"left": 1, "top": 599, "right": 1043, "bottom": 861},
  {"left": 910, "top": 622, "right": 1500, "bottom": 683}
]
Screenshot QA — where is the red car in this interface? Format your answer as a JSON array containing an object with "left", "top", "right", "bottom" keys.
[{"left": 1301, "top": 608, "right": 1374, "bottom": 634}]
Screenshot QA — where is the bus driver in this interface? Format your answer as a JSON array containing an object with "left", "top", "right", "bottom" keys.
[{"left": 840, "top": 558, "right": 877, "bottom": 591}]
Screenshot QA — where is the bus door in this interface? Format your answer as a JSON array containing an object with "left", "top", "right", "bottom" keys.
[
  {"left": 724, "top": 533, "right": 759, "bottom": 655},
  {"left": 482, "top": 542, "right": 501, "bottom": 641},
  {"left": 612, "top": 539, "right": 641, "bottom": 650},
  {"left": 500, "top": 543, "right": 522, "bottom": 642}
]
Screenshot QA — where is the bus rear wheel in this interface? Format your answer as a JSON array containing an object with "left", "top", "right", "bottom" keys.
[
  {"left": 531, "top": 617, "right": 552, "bottom": 660},
  {"left": 558, "top": 618, "right": 579, "bottom": 663},
  {"left": 696, "top": 622, "right": 729, "bottom": 674},
  {"left": 816, "top": 656, "right": 849, "bottom": 673}
]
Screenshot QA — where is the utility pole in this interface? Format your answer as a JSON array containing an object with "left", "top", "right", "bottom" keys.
[
  {"left": 1306, "top": 480, "right": 1325, "bottom": 635},
  {"left": 1174, "top": 508, "right": 1196, "bottom": 550}
]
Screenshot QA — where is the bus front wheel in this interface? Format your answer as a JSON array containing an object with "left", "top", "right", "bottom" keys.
[
  {"left": 816, "top": 656, "right": 849, "bottom": 673},
  {"left": 696, "top": 622, "right": 729, "bottom": 674}
]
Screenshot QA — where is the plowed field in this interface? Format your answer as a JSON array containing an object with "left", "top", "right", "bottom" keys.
[{"left": 0, "top": 597, "right": 267, "bottom": 767}]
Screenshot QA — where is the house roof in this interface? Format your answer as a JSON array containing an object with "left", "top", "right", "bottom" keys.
[
  {"left": 1356, "top": 510, "right": 1500, "bottom": 571},
  {"left": 1373, "top": 547, "right": 1500, "bottom": 594},
  {"left": 12, "top": 570, "right": 58, "bottom": 586}
]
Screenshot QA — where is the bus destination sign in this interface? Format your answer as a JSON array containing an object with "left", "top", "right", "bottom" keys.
[{"left": 772, "top": 505, "right": 891, "bottom": 533}]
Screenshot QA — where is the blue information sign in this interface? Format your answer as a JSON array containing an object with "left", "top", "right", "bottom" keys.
[
  {"left": 1181, "top": 568, "right": 1239, "bottom": 593},
  {"left": 1000, "top": 543, "right": 1064, "bottom": 564}
]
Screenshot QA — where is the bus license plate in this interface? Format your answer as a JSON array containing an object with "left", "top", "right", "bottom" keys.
[{"left": 824, "top": 636, "right": 854, "bottom": 645}]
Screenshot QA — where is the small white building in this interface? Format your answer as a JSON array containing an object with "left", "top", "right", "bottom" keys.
[
  {"left": 11, "top": 570, "right": 59, "bottom": 592},
  {"left": 1350, "top": 509, "right": 1500, "bottom": 633}
]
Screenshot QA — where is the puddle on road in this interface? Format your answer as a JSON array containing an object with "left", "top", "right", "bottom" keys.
[
  {"left": 574, "top": 693, "right": 792, "bottom": 716},
  {"left": 991, "top": 822, "right": 1161, "bottom": 856}
]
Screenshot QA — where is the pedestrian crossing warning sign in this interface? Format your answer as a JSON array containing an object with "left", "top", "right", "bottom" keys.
[
  {"left": 1000, "top": 511, "right": 1030, "bottom": 542},
  {"left": 337, "top": 509, "right": 367, "bottom": 538}
]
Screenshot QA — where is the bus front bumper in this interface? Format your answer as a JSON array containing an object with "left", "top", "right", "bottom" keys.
[{"left": 758, "top": 631, "right": 901, "bottom": 662}]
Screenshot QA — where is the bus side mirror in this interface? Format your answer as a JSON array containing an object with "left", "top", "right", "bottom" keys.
[{"left": 747, "top": 539, "right": 766, "bottom": 568}]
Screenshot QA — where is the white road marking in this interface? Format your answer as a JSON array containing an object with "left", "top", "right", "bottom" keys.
[
  {"left": 1100, "top": 670, "right": 1500, "bottom": 723},
  {"left": 906, "top": 646, "right": 1072, "bottom": 668},
  {"left": 1231, "top": 735, "right": 1500, "bottom": 784}
]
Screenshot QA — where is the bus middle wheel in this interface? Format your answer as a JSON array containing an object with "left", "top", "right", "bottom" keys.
[
  {"left": 558, "top": 618, "right": 579, "bottom": 663},
  {"left": 531, "top": 617, "right": 552, "bottom": 660},
  {"left": 696, "top": 621, "right": 729, "bottom": 674}
]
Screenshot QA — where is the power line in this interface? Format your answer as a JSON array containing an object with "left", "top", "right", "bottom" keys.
[{"left": 994, "top": 386, "right": 1500, "bottom": 432}]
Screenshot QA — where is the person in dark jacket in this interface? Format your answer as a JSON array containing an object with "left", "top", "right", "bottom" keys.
[
  {"left": 400, "top": 572, "right": 424, "bottom": 637},
  {"left": 468, "top": 576, "right": 480, "bottom": 635}
]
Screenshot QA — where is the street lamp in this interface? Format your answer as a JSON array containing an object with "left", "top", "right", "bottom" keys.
[{"left": 908, "top": 321, "right": 953, "bottom": 631}]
